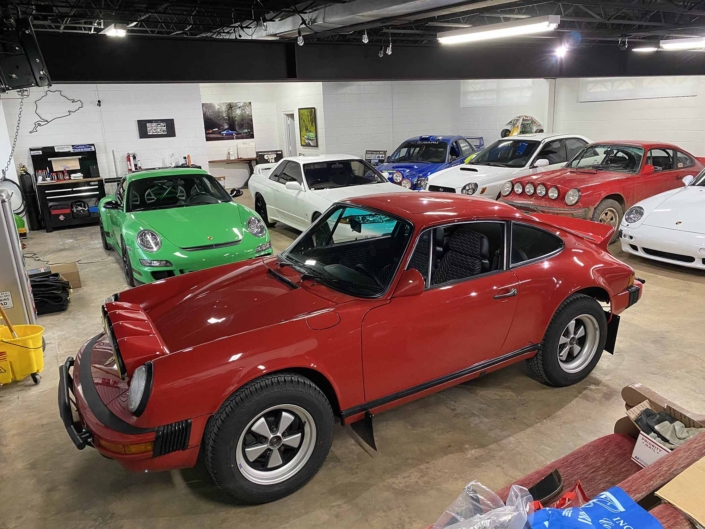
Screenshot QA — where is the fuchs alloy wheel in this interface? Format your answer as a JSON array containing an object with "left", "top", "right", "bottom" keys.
[
  {"left": 255, "top": 195, "right": 276, "bottom": 227},
  {"left": 527, "top": 294, "right": 607, "bottom": 387},
  {"left": 100, "top": 225, "right": 112, "bottom": 251},
  {"left": 121, "top": 239, "right": 135, "bottom": 287},
  {"left": 592, "top": 199, "right": 623, "bottom": 243},
  {"left": 204, "top": 373, "right": 333, "bottom": 504}
]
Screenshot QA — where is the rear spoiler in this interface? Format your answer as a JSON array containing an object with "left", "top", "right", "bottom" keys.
[{"left": 531, "top": 213, "right": 614, "bottom": 251}]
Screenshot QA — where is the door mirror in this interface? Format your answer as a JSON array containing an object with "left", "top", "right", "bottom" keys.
[
  {"left": 285, "top": 181, "right": 303, "bottom": 191},
  {"left": 392, "top": 269, "right": 425, "bottom": 298},
  {"left": 102, "top": 200, "right": 120, "bottom": 210},
  {"left": 533, "top": 158, "right": 550, "bottom": 168},
  {"left": 683, "top": 175, "right": 695, "bottom": 186},
  {"left": 643, "top": 164, "right": 655, "bottom": 175},
  {"left": 230, "top": 188, "right": 244, "bottom": 198}
]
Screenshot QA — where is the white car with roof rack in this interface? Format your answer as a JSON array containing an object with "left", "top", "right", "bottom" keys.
[{"left": 426, "top": 133, "right": 591, "bottom": 199}]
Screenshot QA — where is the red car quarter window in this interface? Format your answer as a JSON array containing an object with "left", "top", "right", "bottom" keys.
[
  {"left": 567, "top": 145, "right": 643, "bottom": 173},
  {"left": 676, "top": 151, "right": 695, "bottom": 168},
  {"left": 511, "top": 224, "right": 563, "bottom": 266},
  {"left": 646, "top": 148, "right": 675, "bottom": 171}
]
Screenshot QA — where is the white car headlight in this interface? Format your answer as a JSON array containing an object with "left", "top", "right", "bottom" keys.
[
  {"left": 501, "top": 181, "right": 513, "bottom": 196},
  {"left": 513, "top": 182, "right": 523, "bottom": 194},
  {"left": 127, "top": 363, "right": 153, "bottom": 416},
  {"left": 247, "top": 216, "right": 266, "bottom": 237},
  {"left": 536, "top": 184, "right": 546, "bottom": 197},
  {"left": 525, "top": 183, "right": 535, "bottom": 196},
  {"left": 624, "top": 206, "right": 644, "bottom": 224},
  {"left": 548, "top": 187, "right": 559, "bottom": 200},
  {"left": 565, "top": 188, "right": 581, "bottom": 206},
  {"left": 136, "top": 230, "right": 161, "bottom": 252},
  {"left": 392, "top": 171, "right": 403, "bottom": 183},
  {"left": 415, "top": 178, "right": 428, "bottom": 190},
  {"left": 461, "top": 183, "right": 478, "bottom": 195}
]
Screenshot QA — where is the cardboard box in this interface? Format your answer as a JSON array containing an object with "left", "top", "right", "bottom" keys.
[
  {"left": 657, "top": 456, "right": 705, "bottom": 526},
  {"left": 51, "top": 262, "right": 81, "bottom": 289},
  {"left": 632, "top": 431, "right": 672, "bottom": 468}
]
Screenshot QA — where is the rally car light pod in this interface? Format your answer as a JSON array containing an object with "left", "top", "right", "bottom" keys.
[
  {"left": 548, "top": 187, "right": 560, "bottom": 200},
  {"left": 513, "top": 182, "right": 523, "bottom": 194},
  {"left": 392, "top": 171, "right": 403, "bottom": 183},
  {"left": 401, "top": 178, "right": 413, "bottom": 189},
  {"left": 565, "top": 188, "right": 581, "bottom": 206},
  {"left": 137, "top": 230, "right": 162, "bottom": 253},
  {"left": 128, "top": 362, "right": 153, "bottom": 416},
  {"left": 501, "top": 181, "right": 513, "bottom": 196},
  {"left": 536, "top": 184, "right": 547, "bottom": 197},
  {"left": 438, "top": 15, "right": 560, "bottom": 45},
  {"left": 525, "top": 183, "right": 535, "bottom": 196}
]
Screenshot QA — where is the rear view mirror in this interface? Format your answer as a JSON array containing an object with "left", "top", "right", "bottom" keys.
[
  {"left": 349, "top": 218, "right": 362, "bottom": 233},
  {"left": 533, "top": 158, "right": 550, "bottom": 168},
  {"left": 230, "top": 188, "right": 244, "bottom": 198},
  {"left": 683, "top": 175, "right": 695, "bottom": 186},
  {"left": 285, "top": 181, "right": 303, "bottom": 192},
  {"left": 392, "top": 269, "right": 425, "bottom": 298},
  {"left": 102, "top": 200, "right": 120, "bottom": 210}
]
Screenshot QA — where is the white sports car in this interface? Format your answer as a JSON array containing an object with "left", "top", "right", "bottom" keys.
[
  {"left": 426, "top": 133, "right": 590, "bottom": 199},
  {"left": 620, "top": 172, "right": 704, "bottom": 270},
  {"left": 248, "top": 155, "right": 406, "bottom": 231}
]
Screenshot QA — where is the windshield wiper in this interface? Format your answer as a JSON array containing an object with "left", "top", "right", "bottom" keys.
[{"left": 267, "top": 267, "right": 299, "bottom": 290}]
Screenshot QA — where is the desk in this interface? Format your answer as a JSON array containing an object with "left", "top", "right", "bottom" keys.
[
  {"left": 36, "top": 178, "right": 105, "bottom": 232},
  {"left": 209, "top": 158, "right": 256, "bottom": 187}
]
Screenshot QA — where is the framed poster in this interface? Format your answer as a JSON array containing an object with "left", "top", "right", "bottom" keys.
[
  {"left": 298, "top": 107, "right": 318, "bottom": 147},
  {"left": 256, "top": 150, "right": 284, "bottom": 164},
  {"left": 202, "top": 102, "right": 254, "bottom": 141},
  {"left": 364, "top": 150, "right": 387, "bottom": 167},
  {"left": 137, "top": 119, "right": 176, "bottom": 139}
]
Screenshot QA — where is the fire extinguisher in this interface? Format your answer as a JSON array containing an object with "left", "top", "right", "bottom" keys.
[{"left": 126, "top": 153, "right": 134, "bottom": 173}]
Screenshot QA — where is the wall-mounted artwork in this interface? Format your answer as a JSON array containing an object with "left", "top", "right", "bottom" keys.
[
  {"left": 298, "top": 107, "right": 318, "bottom": 148},
  {"left": 202, "top": 102, "right": 254, "bottom": 141},
  {"left": 137, "top": 119, "right": 176, "bottom": 138}
]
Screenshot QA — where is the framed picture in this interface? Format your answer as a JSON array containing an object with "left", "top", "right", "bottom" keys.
[
  {"left": 137, "top": 119, "right": 176, "bottom": 138},
  {"left": 202, "top": 102, "right": 255, "bottom": 141},
  {"left": 256, "top": 150, "right": 284, "bottom": 164},
  {"left": 298, "top": 107, "right": 318, "bottom": 148}
]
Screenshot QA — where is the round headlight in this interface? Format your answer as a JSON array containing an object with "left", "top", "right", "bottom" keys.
[
  {"left": 127, "top": 363, "right": 152, "bottom": 416},
  {"left": 548, "top": 187, "right": 559, "bottom": 200},
  {"left": 416, "top": 178, "right": 428, "bottom": 190},
  {"left": 247, "top": 216, "right": 266, "bottom": 237},
  {"left": 136, "top": 230, "right": 161, "bottom": 252},
  {"left": 514, "top": 182, "right": 523, "bottom": 194},
  {"left": 624, "top": 206, "right": 644, "bottom": 224},
  {"left": 536, "top": 184, "right": 546, "bottom": 197},
  {"left": 501, "top": 181, "right": 513, "bottom": 196},
  {"left": 461, "top": 183, "right": 478, "bottom": 195},
  {"left": 565, "top": 188, "right": 581, "bottom": 206},
  {"left": 401, "top": 178, "right": 412, "bottom": 189},
  {"left": 392, "top": 171, "right": 403, "bottom": 183},
  {"left": 525, "top": 183, "right": 535, "bottom": 196}
]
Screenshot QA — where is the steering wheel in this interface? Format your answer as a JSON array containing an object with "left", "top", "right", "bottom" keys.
[{"left": 355, "top": 264, "right": 383, "bottom": 288}]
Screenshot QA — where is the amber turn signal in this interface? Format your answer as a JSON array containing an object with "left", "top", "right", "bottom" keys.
[
  {"left": 97, "top": 438, "right": 154, "bottom": 455},
  {"left": 628, "top": 274, "right": 635, "bottom": 288}
]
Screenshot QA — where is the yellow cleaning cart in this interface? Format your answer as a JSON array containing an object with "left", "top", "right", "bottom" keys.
[{"left": 0, "top": 306, "right": 44, "bottom": 385}]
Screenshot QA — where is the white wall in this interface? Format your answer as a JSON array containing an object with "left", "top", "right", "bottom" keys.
[
  {"left": 554, "top": 77, "right": 705, "bottom": 155},
  {"left": 1, "top": 84, "right": 208, "bottom": 180}
]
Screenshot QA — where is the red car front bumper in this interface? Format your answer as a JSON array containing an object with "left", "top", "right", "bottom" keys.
[{"left": 58, "top": 334, "right": 207, "bottom": 472}]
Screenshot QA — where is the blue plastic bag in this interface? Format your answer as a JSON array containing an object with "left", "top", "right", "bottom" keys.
[{"left": 530, "top": 487, "right": 663, "bottom": 528}]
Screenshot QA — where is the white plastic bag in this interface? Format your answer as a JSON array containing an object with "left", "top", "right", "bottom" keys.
[{"left": 433, "top": 481, "right": 533, "bottom": 529}]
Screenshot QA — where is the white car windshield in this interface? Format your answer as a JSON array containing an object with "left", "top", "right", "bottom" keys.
[
  {"left": 693, "top": 169, "right": 705, "bottom": 186},
  {"left": 470, "top": 139, "right": 540, "bottom": 168},
  {"left": 303, "top": 160, "right": 387, "bottom": 190},
  {"left": 567, "top": 145, "right": 643, "bottom": 173}
]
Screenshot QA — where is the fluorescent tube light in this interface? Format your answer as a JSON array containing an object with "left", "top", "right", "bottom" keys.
[
  {"left": 101, "top": 23, "right": 127, "bottom": 37},
  {"left": 438, "top": 15, "right": 559, "bottom": 45},
  {"left": 633, "top": 47, "right": 658, "bottom": 53},
  {"left": 660, "top": 37, "right": 705, "bottom": 50}
]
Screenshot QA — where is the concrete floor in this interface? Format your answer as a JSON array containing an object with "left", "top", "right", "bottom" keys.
[{"left": 1, "top": 190, "right": 704, "bottom": 529}]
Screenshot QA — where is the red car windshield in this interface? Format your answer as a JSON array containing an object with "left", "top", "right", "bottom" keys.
[
  {"left": 281, "top": 205, "right": 413, "bottom": 297},
  {"left": 567, "top": 145, "right": 644, "bottom": 173}
]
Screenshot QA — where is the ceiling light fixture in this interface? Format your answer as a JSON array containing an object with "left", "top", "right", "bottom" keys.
[
  {"left": 297, "top": 28, "right": 304, "bottom": 46},
  {"left": 660, "top": 37, "right": 705, "bottom": 50},
  {"left": 100, "top": 23, "right": 127, "bottom": 37},
  {"left": 555, "top": 45, "right": 567, "bottom": 58},
  {"left": 633, "top": 46, "right": 658, "bottom": 53},
  {"left": 386, "top": 35, "right": 392, "bottom": 55},
  {"left": 362, "top": 30, "right": 369, "bottom": 44},
  {"left": 378, "top": 45, "right": 384, "bottom": 58},
  {"left": 438, "top": 15, "right": 559, "bottom": 45}
]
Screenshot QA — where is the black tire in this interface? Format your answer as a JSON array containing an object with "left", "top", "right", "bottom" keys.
[
  {"left": 204, "top": 373, "right": 334, "bottom": 504},
  {"left": 255, "top": 194, "right": 276, "bottom": 228},
  {"left": 100, "top": 224, "right": 112, "bottom": 251},
  {"left": 591, "top": 199, "right": 623, "bottom": 243},
  {"left": 121, "top": 239, "right": 136, "bottom": 287},
  {"left": 31, "top": 373, "right": 41, "bottom": 384},
  {"left": 527, "top": 294, "right": 607, "bottom": 387}
]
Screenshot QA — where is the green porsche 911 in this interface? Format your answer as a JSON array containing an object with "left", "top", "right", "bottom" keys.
[{"left": 99, "top": 168, "right": 272, "bottom": 286}]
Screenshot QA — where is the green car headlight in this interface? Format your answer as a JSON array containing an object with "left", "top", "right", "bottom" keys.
[
  {"left": 247, "top": 216, "right": 267, "bottom": 238},
  {"left": 139, "top": 259, "right": 173, "bottom": 267},
  {"left": 136, "top": 230, "right": 161, "bottom": 252}
]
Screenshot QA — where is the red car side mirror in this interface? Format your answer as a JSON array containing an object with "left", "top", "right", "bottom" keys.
[
  {"left": 643, "top": 164, "right": 655, "bottom": 175},
  {"left": 392, "top": 269, "right": 425, "bottom": 298}
]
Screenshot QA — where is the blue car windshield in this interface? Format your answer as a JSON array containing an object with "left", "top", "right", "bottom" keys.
[
  {"left": 470, "top": 139, "right": 540, "bottom": 168},
  {"left": 389, "top": 141, "right": 447, "bottom": 164}
]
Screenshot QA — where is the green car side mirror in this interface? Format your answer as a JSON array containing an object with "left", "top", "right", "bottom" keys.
[{"left": 103, "top": 200, "right": 121, "bottom": 210}]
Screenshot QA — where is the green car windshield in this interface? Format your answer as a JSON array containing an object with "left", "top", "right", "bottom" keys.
[
  {"left": 281, "top": 205, "right": 413, "bottom": 297},
  {"left": 127, "top": 174, "right": 231, "bottom": 212}
]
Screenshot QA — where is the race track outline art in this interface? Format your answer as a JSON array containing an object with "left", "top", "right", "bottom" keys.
[{"left": 30, "top": 90, "right": 84, "bottom": 134}]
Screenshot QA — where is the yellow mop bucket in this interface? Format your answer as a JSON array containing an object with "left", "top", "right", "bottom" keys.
[{"left": 0, "top": 306, "right": 44, "bottom": 385}]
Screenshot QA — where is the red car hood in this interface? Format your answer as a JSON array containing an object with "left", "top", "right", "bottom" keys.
[
  {"left": 144, "top": 260, "right": 336, "bottom": 352},
  {"left": 520, "top": 167, "right": 629, "bottom": 191}
]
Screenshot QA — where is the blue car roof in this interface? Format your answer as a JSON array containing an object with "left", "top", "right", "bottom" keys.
[{"left": 404, "top": 135, "right": 462, "bottom": 143}]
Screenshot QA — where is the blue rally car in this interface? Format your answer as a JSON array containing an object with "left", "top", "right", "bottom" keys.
[{"left": 378, "top": 135, "right": 478, "bottom": 190}]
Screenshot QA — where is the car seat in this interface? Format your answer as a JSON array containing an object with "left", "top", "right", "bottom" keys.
[{"left": 432, "top": 228, "right": 489, "bottom": 284}]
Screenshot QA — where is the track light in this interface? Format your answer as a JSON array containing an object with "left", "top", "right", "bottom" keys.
[
  {"left": 100, "top": 23, "right": 127, "bottom": 37},
  {"left": 386, "top": 38, "right": 392, "bottom": 55},
  {"left": 660, "top": 37, "right": 705, "bottom": 50},
  {"left": 555, "top": 45, "right": 567, "bottom": 58},
  {"left": 297, "top": 28, "right": 304, "bottom": 46},
  {"left": 378, "top": 46, "right": 384, "bottom": 58},
  {"left": 362, "top": 30, "right": 369, "bottom": 44},
  {"left": 438, "top": 15, "right": 559, "bottom": 45}
]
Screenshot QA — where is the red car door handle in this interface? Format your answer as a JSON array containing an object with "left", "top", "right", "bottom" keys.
[{"left": 494, "top": 288, "right": 517, "bottom": 300}]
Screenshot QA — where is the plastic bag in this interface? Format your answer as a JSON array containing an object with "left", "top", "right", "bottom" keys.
[{"left": 433, "top": 481, "right": 533, "bottom": 529}]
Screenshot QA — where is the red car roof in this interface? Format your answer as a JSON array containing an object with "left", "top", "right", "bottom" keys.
[
  {"left": 346, "top": 193, "right": 523, "bottom": 227},
  {"left": 589, "top": 140, "right": 690, "bottom": 151}
]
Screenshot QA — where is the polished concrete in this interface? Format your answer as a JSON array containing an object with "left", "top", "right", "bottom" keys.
[{"left": 1, "top": 190, "right": 703, "bottom": 528}]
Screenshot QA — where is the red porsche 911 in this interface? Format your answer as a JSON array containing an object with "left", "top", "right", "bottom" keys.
[{"left": 59, "top": 193, "right": 642, "bottom": 503}]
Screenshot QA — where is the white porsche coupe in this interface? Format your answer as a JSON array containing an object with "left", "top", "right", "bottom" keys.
[{"left": 620, "top": 172, "right": 704, "bottom": 270}]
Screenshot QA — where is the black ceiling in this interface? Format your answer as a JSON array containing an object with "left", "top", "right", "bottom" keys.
[{"left": 9, "top": 0, "right": 705, "bottom": 47}]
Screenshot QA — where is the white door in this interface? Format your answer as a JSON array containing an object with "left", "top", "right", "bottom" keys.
[{"left": 284, "top": 113, "right": 297, "bottom": 157}]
